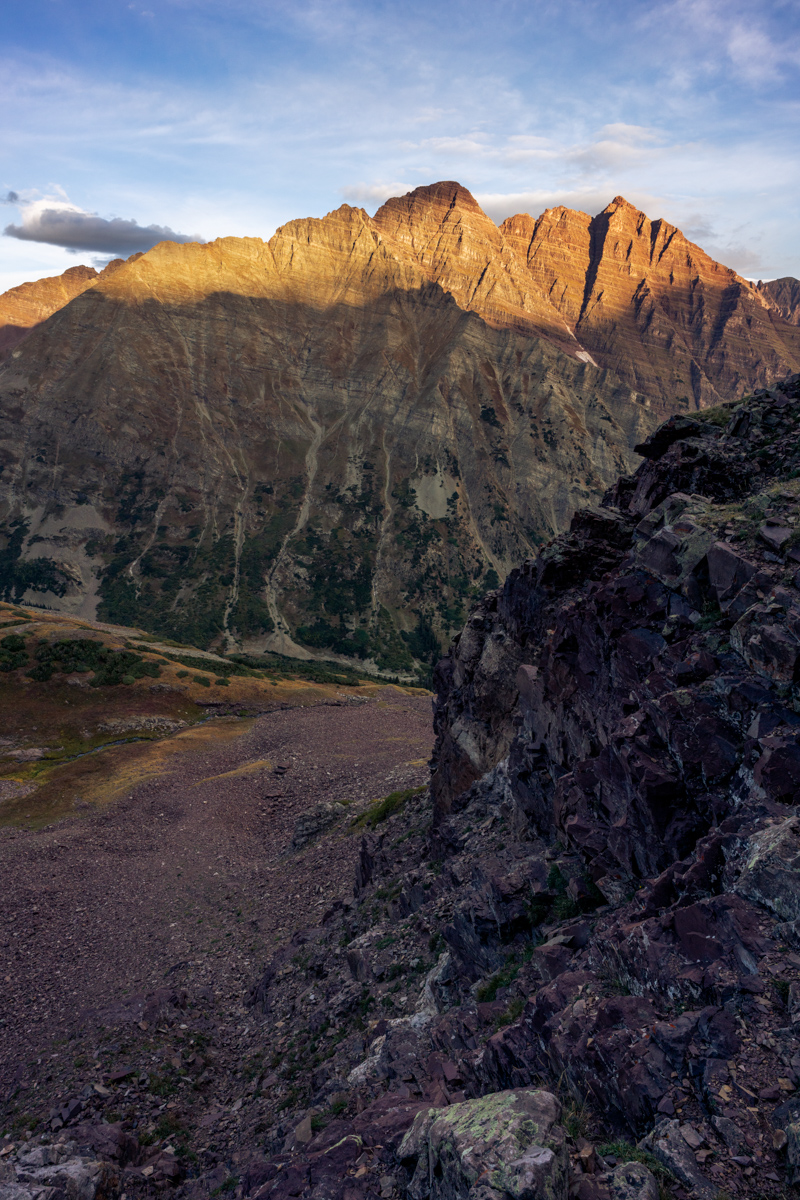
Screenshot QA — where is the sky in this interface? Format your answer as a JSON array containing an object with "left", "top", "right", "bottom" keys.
[{"left": 2, "top": 0, "right": 800, "bottom": 292}]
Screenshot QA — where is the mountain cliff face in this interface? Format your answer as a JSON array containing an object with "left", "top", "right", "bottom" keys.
[
  {"left": 0, "top": 184, "right": 798, "bottom": 670},
  {"left": 0, "top": 255, "right": 138, "bottom": 356},
  {"left": 759, "top": 276, "right": 800, "bottom": 326},
  {"left": 503, "top": 196, "right": 800, "bottom": 408}
]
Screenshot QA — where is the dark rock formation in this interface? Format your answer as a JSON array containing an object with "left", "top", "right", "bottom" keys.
[{"left": 231, "top": 373, "right": 800, "bottom": 1200}]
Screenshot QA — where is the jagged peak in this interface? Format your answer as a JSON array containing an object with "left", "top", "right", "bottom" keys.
[
  {"left": 603, "top": 194, "right": 638, "bottom": 214},
  {"left": 374, "top": 180, "right": 485, "bottom": 224},
  {"left": 499, "top": 212, "right": 536, "bottom": 234},
  {"left": 323, "top": 203, "right": 372, "bottom": 222},
  {"left": 536, "top": 205, "right": 593, "bottom": 225},
  {"left": 600, "top": 196, "right": 682, "bottom": 242}
]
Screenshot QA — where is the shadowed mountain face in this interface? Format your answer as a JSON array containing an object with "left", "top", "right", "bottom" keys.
[
  {"left": 0, "top": 185, "right": 798, "bottom": 671},
  {"left": 0, "top": 255, "right": 140, "bottom": 356},
  {"left": 758, "top": 276, "right": 800, "bottom": 326}
]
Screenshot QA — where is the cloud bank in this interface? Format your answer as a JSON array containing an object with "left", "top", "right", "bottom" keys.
[{"left": 4, "top": 198, "right": 202, "bottom": 256}]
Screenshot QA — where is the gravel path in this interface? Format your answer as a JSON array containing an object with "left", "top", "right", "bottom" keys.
[{"left": 0, "top": 690, "right": 433, "bottom": 1096}]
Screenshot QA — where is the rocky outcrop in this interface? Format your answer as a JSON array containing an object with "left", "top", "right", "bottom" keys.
[
  {"left": 0, "top": 185, "right": 797, "bottom": 667},
  {"left": 0, "top": 1123, "right": 180, "bottom": 1200},
  {"left": 410, "top": 372, "right": 800, "bottom": 1195},
  {"left": 432, "top": 373, "right": 800, "bottom": 828}
]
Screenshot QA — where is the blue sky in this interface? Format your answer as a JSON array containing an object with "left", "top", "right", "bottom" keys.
[{"left": 3, "top": 0, "right": 799, "bottom": 291}]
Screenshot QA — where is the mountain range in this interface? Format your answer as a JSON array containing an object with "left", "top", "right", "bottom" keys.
[{"left": 0, "top": 182, "right": 798, "bottom": 672}]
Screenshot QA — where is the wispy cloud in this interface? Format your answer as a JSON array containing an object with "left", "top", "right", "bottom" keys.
[
  {"left": 474, "top": 186, "right": 666, "bottom": 225},
  {"left": 340, "top": 181, "right": 415, "bottom": 206},
  {"left": 643, "top": 0, "right": 800, "bottom": 85}
]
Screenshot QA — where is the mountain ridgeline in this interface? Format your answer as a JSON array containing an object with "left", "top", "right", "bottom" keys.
[{"left": 0, "top": 182, "right": 798, "bottom": 674}]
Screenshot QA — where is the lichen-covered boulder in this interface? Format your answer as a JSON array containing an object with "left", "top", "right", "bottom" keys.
[
  {"left": 398, "top": 1087, "right": 567, "bottom": 1200},
  {"left": 609, "top": 1161, "right": 659, "bottom": 1200},
  {"left": 787, "top": 1121, "right": 800, "bottom": 1185},
  {"left": 734, "top": 817, "right": 800, "bottom": 922}
]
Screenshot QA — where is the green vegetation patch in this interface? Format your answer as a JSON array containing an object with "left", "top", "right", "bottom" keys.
[
  {"left": 493, "top": 996, "right": 525, "bottom": 1029},
  {"left": 597, "top": 1142, "right": 675, "bottom": 1188},
  {"left": 476, "top": 949, "right": 531, "bottom": 1002},
  {"left": 157, "top": 650, "right": 259, "bottom": 678},
  {"left": 0, "top": 634, "right": 28, "bottom": 672},
  {"left": 27, "top": 638, "right": 161, "bottom": 687},
  {"left": 693, "top": 402, "right": 736, "bottom": 428},
  {"left": 350, "top": 785, "right": 426, "bottom": 831},
  {"left": 230, "top": 652, "right": 367, "bottom": 687},
  {"left": 0, "top": 520, "right": 72, "bottom": 601},
  {"left": 97, "top": 474, "right": 304, "bottom": 647},
  {"left": 295, "top": 619, "right": 371, "bottom": 661}
]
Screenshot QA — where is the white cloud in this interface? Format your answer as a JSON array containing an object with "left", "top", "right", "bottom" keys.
[
  {"left": 340, "top": 181, "right": 415, "bottom": 205},
  {"left": 649, "top": 0, "right": 800, "bottom": 85}
]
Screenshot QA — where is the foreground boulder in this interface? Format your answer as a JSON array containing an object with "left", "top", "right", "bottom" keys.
[
  {"left": 0, "top": 1141, "right": 113, "bottom": 1200},
  {"left": 399, "top": 1089, "right": 567, "bottom": 1200}
]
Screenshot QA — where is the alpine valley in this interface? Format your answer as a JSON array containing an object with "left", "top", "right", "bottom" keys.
[{"left": 2, "top": 182, "right": 800, "bottom": 1200}]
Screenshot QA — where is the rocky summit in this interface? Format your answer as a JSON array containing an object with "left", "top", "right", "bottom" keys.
[
  {"left": 4, "top": 375, "right": 800, "bottom": 1200},
  {"left": 0, "top": 184, "right": 798, "bottom": 674}
]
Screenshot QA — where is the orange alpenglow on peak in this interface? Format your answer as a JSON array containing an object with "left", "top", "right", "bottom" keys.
[
  {"left": 377, "top": 180, "right": 486, "bottom": 217},
  {"left": 1, "top": 182, "right": 798, "bottom": 411},
  {"left": 498, "top": 191, "right": 800, "bottom": 403},
  {"left": 0, "top": 180, "right": 798, "bottom": 649},
  {"left": 373, "top": 181, "right": 578, "bottom": 352},
  {"left": 0, "top": 253, "right": 142, "bottom": 356}
]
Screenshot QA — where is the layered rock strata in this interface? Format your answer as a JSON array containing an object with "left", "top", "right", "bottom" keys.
[
  {"left": 503, "top": 197, "right": 800, "bottom": 409},
  {"left": 758, "top": 277, "right": 800, "bottom": 326},
  {"left": 0, "top": 184, "right": 797, "bottom": 667}
]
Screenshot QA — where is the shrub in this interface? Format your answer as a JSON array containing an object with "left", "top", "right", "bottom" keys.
[
  {"left": 350, "top": 785, "right": 426, "bottom": 830},
  {"left": 597, "top": 1142, "right": 674, "bottom": 1187},
  {"left": 476, "top": 953, "right": 523, "bottom": 1002},
  {"left": 0, "top": 633, "right": 28, "bottom": 671},
  {"left": 26, "top": 638, "right": 160, "bottom": 687},
  {"left": 494, "top": 996, "right": 525, "bottom": 1029}
]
